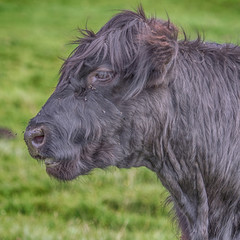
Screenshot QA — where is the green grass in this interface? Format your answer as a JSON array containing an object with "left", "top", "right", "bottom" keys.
[{"left": 0, "top": 0, "right": 239, "bottom": 239}]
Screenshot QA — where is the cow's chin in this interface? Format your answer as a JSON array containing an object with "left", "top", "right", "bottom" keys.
[{"left": 44, "top": 158, "right": 89, "bottom": 181}]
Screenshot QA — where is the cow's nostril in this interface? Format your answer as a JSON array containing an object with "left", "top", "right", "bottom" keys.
[
  {"left": 32, "top": 134, "right": 45, "bottom": 147},
  {"left": 24, "top": 127, "right": 46, "bottom": 154}
]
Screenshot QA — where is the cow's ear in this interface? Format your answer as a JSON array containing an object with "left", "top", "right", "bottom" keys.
[
  {"left": 137, "top": 19, "right": 178, "bottom": 87},
  {"left": 124, "top": 19, "right": 178, "bottom": 100},
  {"left": 140, "top": 19, "right": 178, "bottom": 86}
]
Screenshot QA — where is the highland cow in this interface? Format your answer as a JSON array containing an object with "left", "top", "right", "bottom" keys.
[{"left": 24, "top": 7, "right": 240, "bottom": 240}]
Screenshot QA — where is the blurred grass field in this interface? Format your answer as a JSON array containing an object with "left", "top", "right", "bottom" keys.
[{"left": 0, "top": 0, "right": 239, "bottom": 239}]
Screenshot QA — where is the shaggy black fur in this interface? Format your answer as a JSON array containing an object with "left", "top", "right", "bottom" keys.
[{"left": 25, "top": 7, "right": 240, "bottom": 240}]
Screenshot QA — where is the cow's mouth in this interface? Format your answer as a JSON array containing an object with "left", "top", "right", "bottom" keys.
[
  {"left": 44, "top": 157, "right": 84, "bottom": 181},
  {"left": 31, "top": 151, "right": 91, "bottom": 181},
  {"left": 44, "top": 158, "right": 60, "bottom": 168}
]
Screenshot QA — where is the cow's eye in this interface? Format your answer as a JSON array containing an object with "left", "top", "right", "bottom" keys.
[
  {"left": 95, "top": 71, "right": 114, "bottom": 81},
  {"left": 88, "top": 68, "right": 115, "bottom": 85}
]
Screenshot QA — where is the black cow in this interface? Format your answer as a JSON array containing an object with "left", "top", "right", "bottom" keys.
[{"left": 25, "top": 7, "right": 240, "bottom": 240}]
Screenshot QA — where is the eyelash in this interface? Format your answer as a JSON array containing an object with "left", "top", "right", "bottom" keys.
[
  {"left": 88, "top": 69, "right": 116, "bottom": 85},
  {"left": 95, "top": 71, "right": 115, "bottom": 81}
]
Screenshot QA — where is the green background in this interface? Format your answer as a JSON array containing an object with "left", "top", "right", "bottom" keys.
[{"left": 0, "top": 0, "right": 239, "bottom": 239}]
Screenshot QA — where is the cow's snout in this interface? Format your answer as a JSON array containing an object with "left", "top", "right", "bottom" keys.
[{"left": 24, "top": 126, "right": 46, "bottom": 158}]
